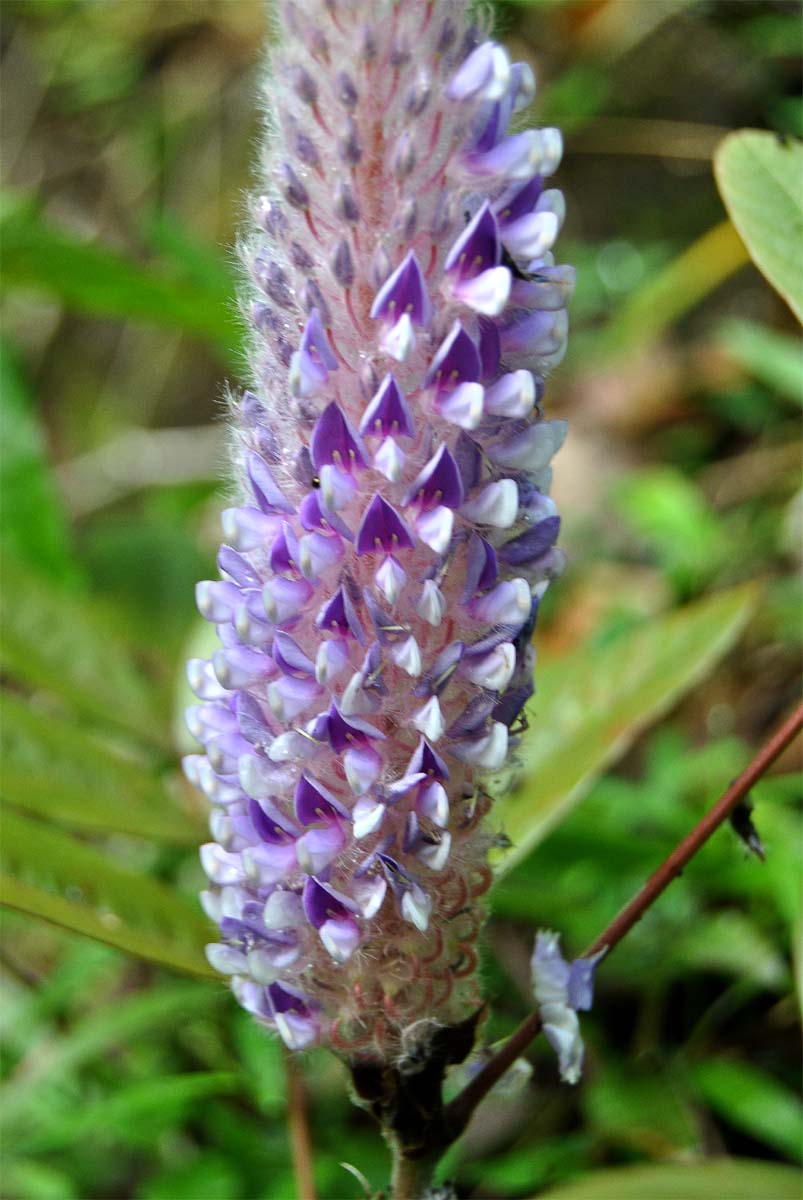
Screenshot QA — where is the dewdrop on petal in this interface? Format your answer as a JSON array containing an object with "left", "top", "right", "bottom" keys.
[{"left": 186, "top": 0, "right": 572, "bottom": 1064}]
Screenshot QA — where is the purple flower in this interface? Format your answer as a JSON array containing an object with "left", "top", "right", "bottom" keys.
[
  {"left": 531, "top": 931, "right": 602, "bottom": 1083},
  {"left": 186, "top": 2, "right": 571, "bottom": 1061}
]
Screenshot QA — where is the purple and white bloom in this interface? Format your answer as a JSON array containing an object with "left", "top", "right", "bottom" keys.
[
  {"left": 531, "top": 931, "right": 601, "bottom": 1084},
  {"left": 187, "top": 0, "right": 571, "bottom": 1062}
]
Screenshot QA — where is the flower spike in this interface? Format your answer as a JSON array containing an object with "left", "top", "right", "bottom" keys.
[{"left": 188, "top": 0, "right": 571, "bottom": 1061}]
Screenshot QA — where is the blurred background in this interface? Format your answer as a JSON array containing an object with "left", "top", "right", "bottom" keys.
[{"left": 1, "top": 1, "right": 801, "bottom": 1197}]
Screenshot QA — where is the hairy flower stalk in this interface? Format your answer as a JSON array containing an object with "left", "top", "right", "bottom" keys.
[{"left": 185, "top": 0, "right": 571, "bottom": 1066}]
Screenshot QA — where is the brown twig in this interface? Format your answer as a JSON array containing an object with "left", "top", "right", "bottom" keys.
[
  {"left": 444, "top": 703, "right": 803, "bottom": 1137},
  {"left": 582, "top": 702, "right": 803, "bottom": 957},
  {"left": 284, "top": 1046, "right": 317, "bottom": 1200}
]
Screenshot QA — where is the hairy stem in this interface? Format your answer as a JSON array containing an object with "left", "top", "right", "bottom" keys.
[
  {"left": 390, "top": 1145, "right": 437, "bottom": 1200},
  {"left": 444, "top": 702, "right": 803, "bottom": 1135}
]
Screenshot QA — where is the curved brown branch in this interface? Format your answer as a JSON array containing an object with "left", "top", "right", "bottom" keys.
[{"left": 444, "top": 702, "right": 803, "bottom": 1137}]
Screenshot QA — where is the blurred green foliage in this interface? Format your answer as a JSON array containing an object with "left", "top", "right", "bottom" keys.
[{"left": 1, "top": 1, "right": 801, "bottom": 1198}]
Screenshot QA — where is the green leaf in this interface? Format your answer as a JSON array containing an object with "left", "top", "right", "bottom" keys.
[
  {"left": 716, "top": 318, "right": 803, "bottom": 407},
  {"left": 14, "top": 1073, "right": 240, "bottom": 1155},
  {"left": 599, "top": 221, "right": 750, "bottom": 357},
  {"left": 715, "top": 130, "right": 803, "bottom": 323},
  {"left": 693, "top": 1058, "right": 803, "bottom": 1163},
  {"left": 0, "top": 340, "right": 79, "bottom": 585},
  {"left": 451, "top": 1134, "right": 592, "bottom": 1195},
  {"left": 532, "top": 1159, "right": 801, "bottom": 1200},
  {"left": 584, "top": 1062, "right": 700, "bottom": 1155},
  {"left": 612, "top": 468, "right": 728, "bottom": 594},
  {"left": 0, "top": 1159, "right": 77, "bottom": 1200},
  {"left": 231, "top": 1009, "right": 287, "bottom": 1117},
  {"left": 82, "top": 515, "right": 213, "bottom": 657},
  {"left": 0, "top": 556, "right": 161, "bottom": 743},
  {"left": 494, "top": 585, "right": 758, "bottom": 876},
  {"left": 1, "top": 691, "right": 200, "bottom": 842},
  {"left": 667, "top": 910, "right": 787, "bottom": 988},
  {"left": 0, "top": 810, "right": 214, "bottom": 977},
  {"left": 0, "top": 194, "right": 241, "bottom": 360},
  {"left": 139, "top": 1153, "right": 242, "bottom": 1200},
  {"left": 2, "top": 983, "right": 218, "bottom": 1127}
]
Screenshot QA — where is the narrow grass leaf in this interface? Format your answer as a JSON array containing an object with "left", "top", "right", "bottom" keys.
[
  {"left": 2, "top": 983, "right": 218, "bottom": 1126},
  {"left": 1, "top": 194, "right": 241, "bottom": 360},
  {"left": 1, "top": 691, "right": 200, "bottom": 842},
  {"left": 0, "top": 810, "right": 214, "bottom": 977},
  {"left": 0, "top": 340, "right": 79, "bottom": 585},
  {"left": 717, "top": 319, "right": 803, "bottom": 407},
  {"left": 14, "top": 1073, "right": 240, "bottom": 1154},
  {"left": 693, "top": 1058, "right": 803, "bottom": 1163},
  {"left": 0, "top": 556, "right": 161, "bottom": 743}
]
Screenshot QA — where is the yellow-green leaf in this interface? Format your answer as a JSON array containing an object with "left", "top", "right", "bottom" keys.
[
  {"left": 715, "top": 130, "right": 803, "bottom": 323},
  {"left": 0, "top": 556, "right": 161, "bottom": 744},
  {"left": 0, "top": 810, "right": 213, "bottom": 977},
  {"left": 1, "top": 691, "right": 200, "bottom": 843},
  {"left": 532, "top": 1159, "right": 801, "bottom": 1200},
  {"left": 495, "top": 585, "right": 758, "bottom": 876}
]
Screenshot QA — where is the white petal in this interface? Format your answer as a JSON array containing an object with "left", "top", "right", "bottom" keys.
[
  {"left": 417, "top": 830, "right": 452, "bottom": 871},
  {"left": 415, "top": 505, "right": 454, "bottom": 554},
  {"left": 418, "top": 780, "right": 450, "bottom": 828},
  {"left": 462, "top": 642, "right": 517, "bottom": 692},
  {"left": 199, "top": 890, "right": 223, "bottom": 923},
  {"left": 352, "top": 874, "right": 387, "bottom": 918},
  {"left": 461, "top": 479, "right": 519, "bottom": 529},
  {"left": 438, "top": 381, "right": 484, "bottom": 429},
  {"left": 268, "top": 730, "right": 314, "bottom": 763},
  {"left": 416, "top": 580, "right": 445, "bottom": 627},
  {"left": 452, "top": 266, "right": 511, "bottom": 316},
  {"left": 401, "top": 888, "right": 432, "bottom": 932},
  {"left": 484, "top": 370, "right": 536, "bottom": 419},
  {"left": 319, "top": 463, "right": 352, "bottom": 511},
  {"left": 375, "top": 555, "right": 406, "bottom": 606},
  {"left": 381, "top": 312, "right": 414, "bottom": 362},
  {"left": 274, "top": 1011, "right": 317, "bottom": 1051},
  {"left": 352, "top": 796, "right": 386, "bottom": 839},
  {"left": 503, "top": 210, "right": 559, "bottom": 261},
  {"left": 471, "top": 578, "right": 531, "bottom": 626},
  {"left": 264, "top": 889, "right": 305, "bottom": 929},
  {"left": 315, "top": 640, "right": 348, "bottom": 685},
  {"left": 344, "top": 746, "right": 381, "bottom": 795},
  {"left": 373, "top": 436, "right": 405, "bottom": 482},
  {"left": 541, "top": 1003, "right": 584, "bottom": 1084},
  {"left": 390, "top": 635, "right": 422, "bottom": 677},
  {"left": 454, "top": 722, "right": 509, "bottom": 769},
  {"left": 205, "top": 943, "right": 248, "bottom": 975},
  {"left": 320, "top": 917, "right": 360, "bottom": 964},
  {"left": 536, "top": 188, "right": 566, "bottom": 226},
  {"left": 413, "top": 696, "right": 444, "bottom": 742}
]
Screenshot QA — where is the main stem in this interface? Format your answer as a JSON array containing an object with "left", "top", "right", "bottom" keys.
[
  {"left": 444, "top": 702, "right": 803, "bottom": 1136},
  {"left": 390, "top": 1145, "right": 438, "bottom": 1200}
]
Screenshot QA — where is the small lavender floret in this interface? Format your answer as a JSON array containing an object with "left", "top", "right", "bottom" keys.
[{"left": 531, "top": 931, "right": 602, "bottom": 1084}]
